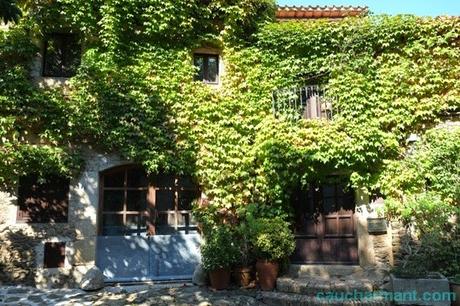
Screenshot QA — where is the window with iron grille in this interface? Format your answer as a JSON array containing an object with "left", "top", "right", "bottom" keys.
[
  {"left": 272, "top": 85, "right": 333, "bottom": 120},
  {"left": 17, "top": 174, "right": 70, "bottom": 223},
  {"left": 42, "top": 33, "right": 81, "bottom": 77},
  {"left": 193, "top": 53, "right": 219, "bottom": 84},
  {"left": 44, "top": 242, "right": 66, "bottom": 268}
]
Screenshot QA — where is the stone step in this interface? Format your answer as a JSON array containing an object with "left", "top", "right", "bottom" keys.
[
  {"left": 289, "top": 264, "right": 364, "bottom": 278},
  {"left": 277, "top": 276, "right": 375, "bottom": 295},
  {"left": 260, "top": 291, "right": 392, "bottom": 306}
]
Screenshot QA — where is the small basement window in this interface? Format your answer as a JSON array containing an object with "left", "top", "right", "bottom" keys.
[
  {"left": 193, "top": 53, "right": 219, "bottom": 84},
  {"left": 17, "top": 174, "right": 70, "bottom": 223},
  {"left": 44, "top": 242, "right": 66, "bottom": 268},
  {"left": 42, "top": 33, "right": 81, "bottom": 77}
]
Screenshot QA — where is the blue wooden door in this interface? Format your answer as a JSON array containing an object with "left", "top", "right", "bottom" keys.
[
  {"left": 96, "top": 234, "right": 201, "bottom": 282},
  {"left": 96, "top": 166, "right": 201, "bottom": 282}
]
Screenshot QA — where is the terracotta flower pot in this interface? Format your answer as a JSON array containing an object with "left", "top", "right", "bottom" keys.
[
  {"left": 450, "top": 281, "right": 460, "bottom": 306},
  {"left": 208, "top": 268, "right": 231, "bottom": 290},
  {"left": 233, "top": 266, "right": 253, "bottom": 287},
  {"left": 256, "top": 259, "right": 279, "bottom": 291}
]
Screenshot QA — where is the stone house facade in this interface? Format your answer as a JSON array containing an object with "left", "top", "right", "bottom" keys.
[{"left": 0, "top": 5, "right": 433, "bottom": 288}]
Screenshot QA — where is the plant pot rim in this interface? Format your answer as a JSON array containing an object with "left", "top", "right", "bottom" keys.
[
  {"left": 208, "top": 267, "right": 230, "bottom": 272},
  {"left": 234, "top": 266, "right": 252, "bottom": 271}
]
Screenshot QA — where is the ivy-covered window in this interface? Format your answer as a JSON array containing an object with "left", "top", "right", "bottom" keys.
[
  {"left": 193, "top": 53, "right": 219, "bottom": 84},
  {"left": 42, "top": 33, "right": 81, "bottom": 77},
  {"left": 17, "top": 174, "right": 70, "bottom": 223}
]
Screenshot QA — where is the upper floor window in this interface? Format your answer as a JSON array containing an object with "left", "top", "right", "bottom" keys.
[
  {"left": 42, "top": 33, "right": 81, "bottom": 77},
  {"left": 272, "top": 85, "right": 333, "bottom": 121},
  {"left": 17, "top": 174, "right": 70, "bottom": 223},
  {"left": 193, "top": 53, "right": 219, "bottom": 84}
]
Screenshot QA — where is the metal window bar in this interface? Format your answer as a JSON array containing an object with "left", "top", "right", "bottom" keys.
[{"left": 272, "top": 85, "right": 333, "bottom": 121}]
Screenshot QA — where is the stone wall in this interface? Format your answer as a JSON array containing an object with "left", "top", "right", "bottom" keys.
[
  {"left": 390, "top": 221, "right": 419, "bottom": 268},
  {"left": 0, "top": 224, "right": 77, "bottom": 287},
  {"left": 0, "top": 149, "right": 129, "bottom": 288},
  {"left": 355, "top": 191, "right": 394, "bottom": 271}
]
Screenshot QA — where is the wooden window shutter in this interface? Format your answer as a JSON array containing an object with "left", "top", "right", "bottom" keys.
[
  {"left": 17, "top": 174, "right": 70, "bottom": 223},
  {"left": 44, "top": 242, "right": 66, "bottom": 268}
]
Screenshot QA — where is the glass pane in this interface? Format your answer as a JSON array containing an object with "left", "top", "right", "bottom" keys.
[
  {"left": 155, "top": 190, "right": 175, "bottom": 211},
  {"left": 342, "top": 194, "right": 355, "bottom": 211},
  {"left": 322, "top": 184, "right": 335, "bottom": 198},
  {"left": 125, "top": 214, "right": 147, "bottom": 235},
  {"left": 62, "top": 35, "right": 80, "bottom": 77},
  {"left": 152, "top": 175, "right": 175, "bottom": 188},
  {"left": 207, "top": 56, "right": 218, "bottom": 83},
  {"left": 156, "top": 213, "right": 176, "bottom": 234},
  {"left": 43, "top": 34, "right": 80, "bottom": 77},
  {"left": 104, "top": 170, "right": 125, "bottom": 187},
  {"left": 177, "top": 176, "right": 196, "bottom": 188},
  {"left": 337, "top": 184, "right": 347, "bottom": 196},
  {"left": 323, "top": 197, "right": 336, "bottom": 214},
  {"left": 103, "top": 190, "right": 124, "bottom": 212},
  {"left": 178, "top": 190, "right": 200, "bottom": 210},
  {"left": 127, "top": 190, "right": 147, "bottom": 211},
  {"left": 102, "top": 214, "right": 123, "bottom": 236},
  {"left": 43, "top": 37, "right": 64, "bottom": 76},
  {"left": 193, "top": 55, "right": 204, "bottom": 81},
  {"left": 127, "top": 167, "right": 148, "bottom": 187},
  {"left": 178, "top": 213, "right": 198, "bottom": 233},
  {"left": 177, "top": 213, "right": 188, "bottom": 226},
  {"left": 103, "top": 214, "right": 123, "bottom": 226}
]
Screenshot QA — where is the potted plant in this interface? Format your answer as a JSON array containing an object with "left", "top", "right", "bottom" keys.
[
  {"left": 232, "top": 222, "right": 255, "bottom": 288},
  {"left": 449, "top": 275, "right": 460, "bottom": 306},
  {"left": 391, "top": 254, "right": 450, "bottom": 306},
  {"left": 248, "top": 216, "right": 295, "bottom": 291},
  {"left": 200, "top": 225, "right": 238, "bottom": 290}
]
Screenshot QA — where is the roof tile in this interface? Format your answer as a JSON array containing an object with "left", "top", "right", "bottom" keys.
[{"left": 276, "top": 5, "right": 369, "bottom": 20}]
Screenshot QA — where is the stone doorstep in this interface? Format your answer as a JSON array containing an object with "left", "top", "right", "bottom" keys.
[
  {"left": 260, "top": 291, "right": 392, "bottom": 306},
  {"left": 289, "top": 264, "right": 364, "bottom": 278},
  {"left": 277, "top": 276, "right": 375, "bottom": 296}
]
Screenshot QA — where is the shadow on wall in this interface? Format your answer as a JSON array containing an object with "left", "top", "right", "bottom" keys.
[
  {"left": 96, "top": 234, "right": 201, "bottom": 282},
  {"left": 391, "top": 222, "right": 419, "bottom": 268},
  {"left": 0, "top": 187, "right": 96, "bottom": 288}
]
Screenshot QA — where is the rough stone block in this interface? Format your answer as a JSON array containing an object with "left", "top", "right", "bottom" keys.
[
  {"left": 390, "top": 273, "right": 450, "bottom": 306},
  {"left": 73, "top": 239, "right": 96, "bottom": 265},
  {"left": 79, "top": 266, "right": 105, "bottom": 291}
]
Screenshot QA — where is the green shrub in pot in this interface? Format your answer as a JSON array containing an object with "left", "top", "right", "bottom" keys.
[
  {"left": 247, "top": 216, "right": 295, "bottom": 290},
  {"left": 248, "top": 216, "right": 295, "bottom": 261},
  {"left": 232, "top": 221, "right": 256, "bottom": 287},
  {"left": 200, "top": 225, "right": 239, "bottom": 290}
]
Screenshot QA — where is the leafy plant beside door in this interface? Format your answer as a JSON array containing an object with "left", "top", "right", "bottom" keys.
[
  {"left": 232, "top": 221, "right": 256, "bottom": 287},
  {"left": 247, "top": 216, "right": 295, "bottom": 291},
  {"left": 200, "top": 225, "right": 239, "bottom": 290}
]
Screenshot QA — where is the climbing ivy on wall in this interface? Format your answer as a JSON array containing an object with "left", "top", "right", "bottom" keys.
[{"left": 0, "top": 2, "right": 459, "bottom": 219}]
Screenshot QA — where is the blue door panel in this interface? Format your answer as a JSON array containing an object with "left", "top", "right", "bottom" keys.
[{"left": 96, "top": 233, "right": 201, "bottom": 282}]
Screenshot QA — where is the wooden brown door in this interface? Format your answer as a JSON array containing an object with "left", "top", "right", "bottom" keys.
[{"left": 291, "top": 182, "right": 358, "bottom": 264}]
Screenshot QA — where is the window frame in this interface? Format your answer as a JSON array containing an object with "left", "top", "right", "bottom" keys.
[
  {"left": 16, "top": 174, "right": 70, "bottom": 224},
  {"left": 193, "top": 53, "right": 220, "bottom": 85},
  {"left": 98, "top": 165, "right": 200, "bottom": 236},
  {"left": 42, "top": 33, "right": 81, "bottom": 78},
  {"left": 44, "top": 242, "right": 66, "bottom": 269},
  {"left": 99, "top": 165, "right": 151, "bottom": 236},
  {"left": 152, "top": 175, "right": 200, "bottom": 235}
]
